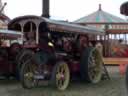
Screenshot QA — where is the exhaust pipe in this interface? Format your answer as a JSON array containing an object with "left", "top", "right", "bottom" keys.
[{"left": 42, "top": 0, "right": 50, "bottom": 18}]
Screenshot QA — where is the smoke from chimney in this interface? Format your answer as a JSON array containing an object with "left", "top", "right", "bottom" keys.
[{"left": 42, "top": 0, "right": 50, "bottom": 18}]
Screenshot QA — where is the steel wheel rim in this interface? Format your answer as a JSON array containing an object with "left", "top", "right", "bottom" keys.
[
  {"left": 55, "top": 63, "right": 70, "bottom": 90},
  {"left": 23, "top": 62, "right": 37, "bottom": 88},
  {"left": 88, "top": 48, "right": 102, "bottom": 83}
]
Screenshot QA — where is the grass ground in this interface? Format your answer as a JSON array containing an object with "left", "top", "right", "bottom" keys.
[{"left": 0, "top": 66, "right": 126, "bottom": 96}]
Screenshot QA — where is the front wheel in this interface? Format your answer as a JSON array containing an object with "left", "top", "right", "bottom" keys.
[
  {"left": 51, "top": 61, "right": 70, "bottom": 91},
  {"left": 20, "top": 57, "right": 38, "bottom": 89}
]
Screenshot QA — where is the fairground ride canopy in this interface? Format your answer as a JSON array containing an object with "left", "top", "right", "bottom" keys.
[{"left": 74, "top": 4, "right": 128, "bottom": 34}]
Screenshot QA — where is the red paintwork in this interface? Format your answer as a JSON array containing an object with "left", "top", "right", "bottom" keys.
[
  {"left": 124, "top": 49, "right": 128, "bottom": 57},
  {"left": 69, "top": 61, "right": 80, "bottom": 73},
  {"left": 0, "top": 43, "right": 22, "bottom": 77},
  {"left": 0, "top": 56, "right": 14, "bottom": 75},
  {"left": 23, "top": 44, "right": 38, "bottom": 49}
]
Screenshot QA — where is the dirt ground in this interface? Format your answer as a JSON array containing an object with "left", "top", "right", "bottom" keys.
[{"left": 0, "top": 66, "right": 127, "bottom": 96}]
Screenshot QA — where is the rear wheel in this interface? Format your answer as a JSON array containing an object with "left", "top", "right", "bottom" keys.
[
  {"left": 80, "top": 47, "right": 102, "bottom": 83},
  {"left": 51, "top": 61, "right": 70, "bottom": 90}
]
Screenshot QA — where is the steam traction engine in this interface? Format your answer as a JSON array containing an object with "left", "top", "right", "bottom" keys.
[
  {"left": 8, "top": 15, "right": 104, "bottom": 90},
  {"left": 0, "top": 29, "right": 22, "bottom": 78}
]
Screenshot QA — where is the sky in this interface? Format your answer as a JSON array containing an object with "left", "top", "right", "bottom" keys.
[{"left": 3, "top": 0, "right": 128, "bottom": 21}]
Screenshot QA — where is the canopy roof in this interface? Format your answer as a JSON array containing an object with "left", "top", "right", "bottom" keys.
[
  {"left": 74, "top": 4, "right": 126, "bottom": 24},
  {"left": 8, "top": 15, "right": 104, "bottom": 35},
  {"left": 0, "top": 29, "right": 22, "bottom": 39},
  {"left": 45, "top": 18, "right": 104, "bottom": 35}
]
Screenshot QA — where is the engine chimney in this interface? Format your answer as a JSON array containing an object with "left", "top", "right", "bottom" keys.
[{"left": 42, "top": 0, "right": 50, "bottom": 18}]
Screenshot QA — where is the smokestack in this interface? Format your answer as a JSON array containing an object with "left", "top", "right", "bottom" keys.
[{"left": 42, "top": 0, "right": 50, "bottom": 18}]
